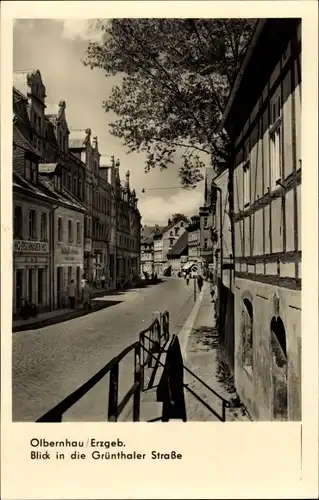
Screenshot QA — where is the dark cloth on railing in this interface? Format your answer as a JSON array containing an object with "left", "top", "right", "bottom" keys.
[{"left": 157, "top": 334, "right": 186, "bottom": 422}]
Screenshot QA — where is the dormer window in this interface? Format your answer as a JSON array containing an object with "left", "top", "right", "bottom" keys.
[
  {"left": 54, "top": 174, "right": 62, "bottom": 192},
  {"left": 25, "top": 156, "right": 38, "bottom": 184}
]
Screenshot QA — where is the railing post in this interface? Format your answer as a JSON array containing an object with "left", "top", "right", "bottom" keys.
[
  {"left": 165, "top": 311, "right": 170, "bottom": 342},
  {"left": 222, "top": 401, "right": 226, "bottom": 422},
  {"left": 140, "top": 333, "right": 145, "bottom": 391},
  {"left": 152, "top": 311, "right": 161, "bottom": 356},
  {"left": 108, "top": 363, "right": 119, "bottom": 422},
  {"left": 133, "top": 344, "right": 141, "bottom": 422}
]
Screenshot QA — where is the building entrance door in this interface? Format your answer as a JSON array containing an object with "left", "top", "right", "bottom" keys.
[
  {"left": 28, "top": 268, "right": 33, "bottom": 303},
  {"left": 57, "top": 267, "right": 63, "bottom": 308},
  {"left": 16, "top": 269, "right": 23, "bottom": 311}
]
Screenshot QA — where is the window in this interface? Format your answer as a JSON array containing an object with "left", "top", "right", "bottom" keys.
[
  {"left": 68, "top": 220, "right": 73, "bottom": 243},
  {"left": 169, "top": 238, "right": 174, "bottom": 247},
  {"left": 76, "top": 222, "right": 81, "bottom": 244},
  {"left": 28, "top": 210, "right": 36, "bottom": 239},
  {"left": 54, "top": 175, "right": 61, "bottom": 192},
  {"left": 25, "top": 159, "right": 31, "bottom": 180},
  {"left": 68, "top": 173, "right": 71, "bottom": 191},
  {"left": 38, "top": 116, "right": 41, "bottom": 132},
  {"left": 40, "top": 212, "right": 47, "bottom": 241},
  {"left": 204, "top": 217, "right": 208, "bottom": 228},
  {"left": 241, "top": 299, "right": 253, "bottom": 372},
  {"left": 269, "top": 91, "right": 282, "bottom": 190},
  {"left": 243, "top": 163, "right": 250, "bottom": 208},
  {"left": 180, "top": 222, "right": 184, "bottom": 227},
  {"left": 14, "top": 205, "right": 23, "bottom": 238},
  {"left": 175, "top": 227, "right": 179, "bottom": 236},
  {"left": 204, "top": 238, "right": 208, "bottom": 249},
  {"left": 79, "top": 179, "right": 82, "bottom": 199},
  {"left": 58, "top": 217, "right": 63, "bottom": 242},
  {"left": 68, "top": 266, "right": 72, "bottom": 284},
  {"left": 73, "top": 177, "right": 77, "bottom": 196}
]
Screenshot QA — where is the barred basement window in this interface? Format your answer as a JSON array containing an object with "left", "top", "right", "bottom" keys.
[
  {"left": 241, "top": 298, "right": 253, "bottom": 373},
  {"left": 269, "top": 90, "right": 282, "bottom": 190}
]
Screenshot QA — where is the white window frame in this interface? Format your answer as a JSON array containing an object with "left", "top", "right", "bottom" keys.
[
  {"left": 40, "top": 212, "right": 47, "bottom": 241},
  {"left": 57, "top": 217, "right": 63, "bottom": 243},
  {"left": 28, "top": 209, "right": 37, "bottom": 240},
  {"left": 76, "top": 221, "right": 81, "bottom": 245},
  {"left": 269, "top": 89, "right": 283, "bottom": 190}
]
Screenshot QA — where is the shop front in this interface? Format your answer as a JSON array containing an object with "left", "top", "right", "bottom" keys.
[
  {"left": 13, "top": 239, "right": 50, "bottom": 315},
  {"left": 54, "top": 244, "right": 84, "bottom": 308}
]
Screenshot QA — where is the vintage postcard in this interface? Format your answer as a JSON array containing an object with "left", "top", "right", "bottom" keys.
[{"left": 1, "top": 1, "right": 318, "bottom": 499}]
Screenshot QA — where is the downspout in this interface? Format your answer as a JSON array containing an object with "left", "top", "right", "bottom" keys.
[
  {"left": 212, "top": 184, "right": 223, "bottom": 329},
  {"left": 49, "top": 204, "right": 58, "bottom": 311}
]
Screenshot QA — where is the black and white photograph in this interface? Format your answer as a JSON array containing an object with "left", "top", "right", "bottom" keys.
[{"left": 11, "top": 16, "right": 302, "bottom": 424}]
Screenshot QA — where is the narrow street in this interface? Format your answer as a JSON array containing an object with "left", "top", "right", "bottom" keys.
[{"left": 12, "top": 277, "right": 195, "bottom": 422}]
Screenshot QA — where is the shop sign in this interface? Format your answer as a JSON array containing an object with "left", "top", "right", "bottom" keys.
[
  {"left": 61, "top": 247, "right": 79, "bottom": 255},
  {"left": 14, "top": 239, "right": 49, "bottom": 254}
]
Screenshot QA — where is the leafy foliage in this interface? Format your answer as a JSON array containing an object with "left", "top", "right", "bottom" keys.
[{"left": 83, "top": 19, "right": 256, "bottom": 186}]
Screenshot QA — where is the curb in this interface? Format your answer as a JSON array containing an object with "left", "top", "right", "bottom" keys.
[{"left": 12, "top": 301, "right": 116, "bottom": 333}]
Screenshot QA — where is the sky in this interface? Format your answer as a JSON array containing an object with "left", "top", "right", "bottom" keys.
[{"left": 13, "top": 19, "right": 206, "bottom": 226}]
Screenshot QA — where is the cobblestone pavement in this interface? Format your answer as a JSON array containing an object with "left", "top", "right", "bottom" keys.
[{"left": 12, "top": 277, "right": 195, "bottom": 422}]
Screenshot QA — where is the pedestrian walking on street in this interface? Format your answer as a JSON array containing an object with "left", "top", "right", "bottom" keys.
[
  {"left": 197, "top": 275, "right": 203, "bottom": 292},
  {"left": 67, "top": 280, "right": 76, "bottom": 309},
  {"left": 83, "top": 281, "right": 92, "bottom": 311}
]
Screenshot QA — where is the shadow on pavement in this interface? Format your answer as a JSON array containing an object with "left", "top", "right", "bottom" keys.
[
  {"left": 93, "top": 278, "right": 166, "bottom": 297},
  {"left": 13, "top": 299, "right": 123, "bottom": 333}
]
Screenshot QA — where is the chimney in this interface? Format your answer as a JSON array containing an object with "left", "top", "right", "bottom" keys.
[
  {"left": 59, "top": 99, "right": 66, "bottom": 111},
  {"left": 168, "top": 218, "right": 171, "bottom": 225},
  {"left": 115, "top": 159, "right": 120, "bottom": 178},
  {"left": 110, "top": 156, "right": 116, "bottom": 187},
  {"left": 125, "top": 170, "right": 130, "bottom": 190}
]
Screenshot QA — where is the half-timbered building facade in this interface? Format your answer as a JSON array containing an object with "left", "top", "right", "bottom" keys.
[{"left": 219, "top": 19, "right": 301, "bottom": 421}]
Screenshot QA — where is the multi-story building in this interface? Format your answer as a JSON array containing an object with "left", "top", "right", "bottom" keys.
[
  {"left": 153, "top": 216, "right": 188, "bottom": 275},
  {"left": 140, "top": 225, "right": 164, "bottom": 276},
  {"left": 199, "top": 167, "right": 215, "bottom": 273},
  {"left": 167, "top": 231, "right": 188, "bottom": 274},
  {"left": 186, "top": 215, "right": 201, "bottom": 267},
  {"left": 140, "top": 227, "right": 155, "bottom": 276},
  {"left": 218, "top": 19, "right": 301, "bottom": 421},
  {"left": 115, "top": 165, "right": 141, "bottom": 284},
  {"left": 12, "top": 123, "right": 56, "bottom": 316},
  {"left": 13, "top": 69, "right": 86, "bottom": 313}
]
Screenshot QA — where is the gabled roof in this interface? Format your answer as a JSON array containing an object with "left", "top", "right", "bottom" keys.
[
  {"left": 167, "top": 231, "right": 188, "bottom": 257},
  {"left": 153, "top": 219, "right": 185, "bottom": 238},
  {"left": 141, "top": 225, "right": 165, "bottom": 243},
  {"left": 45, "top": 100, "right": 70, "bottom": 133},
  {"left": 13, "top": 170, "right": 57, "bottom": 204},
  {"left": 13, "top": 69, "right": 43, "bottom": 98},
  {"left": 13, "top": 124, "right": 39, "bottom": 176}
]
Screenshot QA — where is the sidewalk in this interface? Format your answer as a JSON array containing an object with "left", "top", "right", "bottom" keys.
[
  {"left": 12, "top": 287, "right": 120, "bottom": 333},
  {"left": 183, "top": 282, "right": 251, "bottom": 422},
  {"left": 12, "top": 279, "right": 164, "bottom": 333}
]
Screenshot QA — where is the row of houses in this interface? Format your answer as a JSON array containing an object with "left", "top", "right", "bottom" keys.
[
  {"left": 140, "top": 211, "right": 213, "bottom": 277},
  {"left": 208, "top": 18, "right": 302, "bottom": 421},
  {"left": 13, "top": 69, "right": 141, "bottom": 317}
]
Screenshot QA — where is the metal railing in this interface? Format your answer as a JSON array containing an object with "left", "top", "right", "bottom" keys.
[
  {"left": 36, "top": 311, "right": 169, "bottom": 423},
  {"left": 142, "top": 334, "right": 230, "bottom": 422}
]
